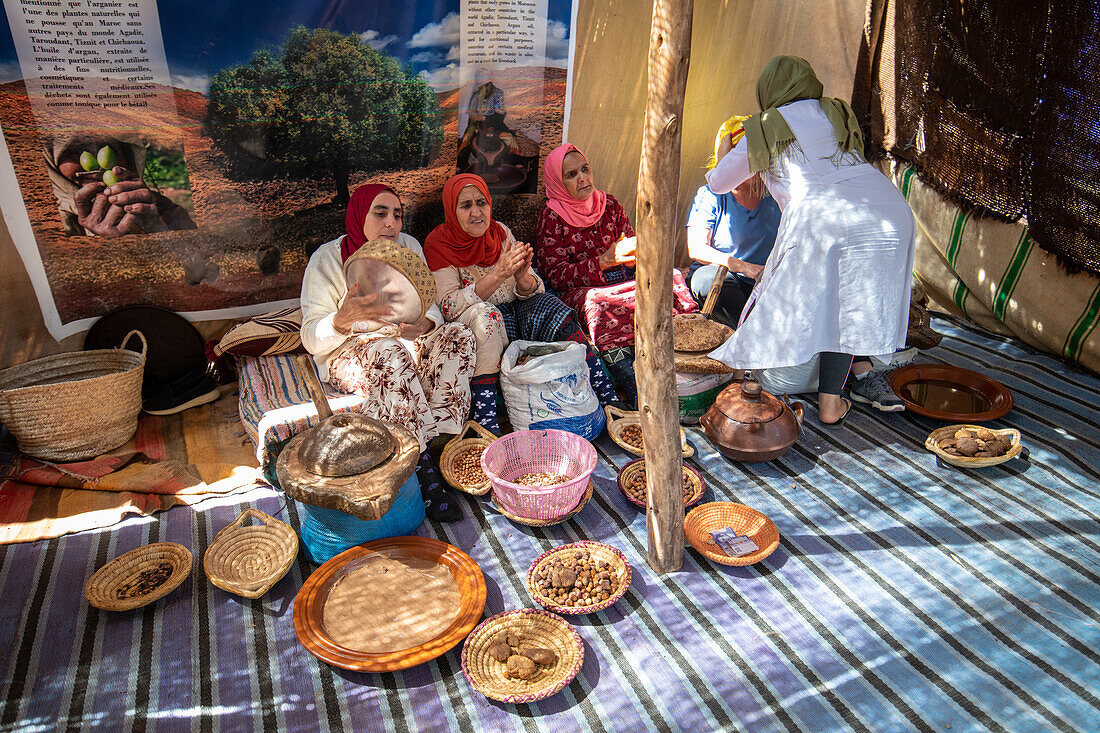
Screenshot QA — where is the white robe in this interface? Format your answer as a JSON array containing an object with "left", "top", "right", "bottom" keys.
[{"left": 705, "top": 99, "right": 915, "bottom": 371}]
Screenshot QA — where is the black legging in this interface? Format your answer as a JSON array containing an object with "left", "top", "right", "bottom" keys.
[{"left": 818, "top": 352, "right": 872, "bottom": 395}]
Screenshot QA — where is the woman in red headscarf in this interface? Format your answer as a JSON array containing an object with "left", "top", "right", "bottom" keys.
[
  {"left": 300, "top": 183, "right": 476, "bottom": 522},
  {"left": 535, "top": 144, "right": 698, "bottom": 407},
  {"left": 425, "top": 173, "right": 620, "bottom": 433}
]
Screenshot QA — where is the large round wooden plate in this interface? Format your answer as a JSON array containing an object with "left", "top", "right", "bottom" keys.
[
  {"left": 888, "top": 364, "right": 1013, "bottom": 422},
  {"left": 293, "top": 536, "right": 486, "bottom": 672}
]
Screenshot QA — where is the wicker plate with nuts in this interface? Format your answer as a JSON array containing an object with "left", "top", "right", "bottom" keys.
[
  {"left": 525, "top": 541, "right": 631, "bottom": 615},
  {"left": 605, "top": 405, "right": 693, "bottom": 458},
  {"left": 617, "top": 458, "right": 705, "bottom": 509},
  {"left": 925, "top": 425, "right": 1023, "bottom": 468}
]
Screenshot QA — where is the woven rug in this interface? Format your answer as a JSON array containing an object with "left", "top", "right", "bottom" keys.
[
  {"left": 0, "top": 390, "right": 262, "bottom": 544},
  {"left": 1, "top": 316, "right": 1097, "bottom": 731}
]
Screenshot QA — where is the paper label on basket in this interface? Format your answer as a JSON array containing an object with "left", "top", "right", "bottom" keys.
[{"left": 710, "top": 528, "right": 758, "bottom": 557}]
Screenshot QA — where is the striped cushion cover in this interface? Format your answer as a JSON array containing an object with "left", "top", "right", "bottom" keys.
[
  {"left": 236, "top": 354, "right": 368, "bottom": 471},
  {"left": 214, "top": 307, "right": 305, "bottom": 357}
]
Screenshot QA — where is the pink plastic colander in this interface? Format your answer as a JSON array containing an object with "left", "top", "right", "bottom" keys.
[{"left": 480, "top": 430, "right": 597, "bottom": 520}]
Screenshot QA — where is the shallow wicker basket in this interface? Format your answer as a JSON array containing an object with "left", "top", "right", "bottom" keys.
[
  {"left": 525, "top": 541, "right": 631, "bottom": 615},
  {"left": 461, "top": 609, "right": 584, "bottom": 703},
  {"left": 440, "top": 421, "right": 497, "bottom": 495},
  {"left": 684, "top": 502, "right": 780, "bottom": 567},
  {"left": 616, "top": 459, "right": 705, "bottom": 509},
  {"left": 604, "top": 405, "right": 693, "bottom": 458},
  {"left": 924, "top": 425, "right": 1023, "bottom": 468},
  {"left": 0, "top": 330, "right": 146, "bottom": 462},
  {"left": 491, "top": 480, "right": 594, "bottom": 527},
  {"left": 203, "top": 508, "right": 298, "bottom": 599},
  {"left": 84, "top": 541, "right": 192, "bottom": 612}
]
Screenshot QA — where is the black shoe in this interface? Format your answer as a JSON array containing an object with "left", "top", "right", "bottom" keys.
[
  {"left": 602, "top": 347, "right": 638, "bottom": 409},
  {"left": 143, "top": 368, "right": 220, "bottom": 415}
]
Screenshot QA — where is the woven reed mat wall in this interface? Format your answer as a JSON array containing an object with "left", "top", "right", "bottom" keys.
[
  {"left": 0, "top": 390, "right": 262, "bottom": 544},
  {"left": 852, "top": 0, "right": 1100, "bottom": 276}
]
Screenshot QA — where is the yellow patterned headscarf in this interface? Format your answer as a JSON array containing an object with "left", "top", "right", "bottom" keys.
[
  {"left": 704, "top": 115, "right": 750, "bottom": 171},
  {"left": 742, "top": 55, "right": 864, "bottom": 173}
]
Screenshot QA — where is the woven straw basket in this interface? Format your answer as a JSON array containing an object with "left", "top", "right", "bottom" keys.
[
  {"left": 0, "top": 330, "right": 146, "bottom": 461},
  {"left": 461, "top": 609, "right": 584, "bottom": 703},
  {"left": 924, "top": 425, "right": 1023, "bottom": 468},
  {"left": 616, "top": 458, "right": 705, "bottom": 509},
  {"left": 440, "top": 421, "right": 497, "bottom": 495},
  {"left": 203, "top": 508, "right": 299, "bottom": 598},
  {"left": 604, "top": 405, "right": 693, "bottom": 458},
  {"left": 525, "top": 541, "right": 631, "bottom": 614},
  {"left": 684, "top": 502, "right": 780, "bottom": 567},
  {"left": 84, "top": 541, "right": 193, "bottom": 612}
]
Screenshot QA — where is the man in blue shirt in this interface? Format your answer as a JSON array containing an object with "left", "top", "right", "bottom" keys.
[{"left": 685, "top": 176, "right": 781, "bottom": 328}]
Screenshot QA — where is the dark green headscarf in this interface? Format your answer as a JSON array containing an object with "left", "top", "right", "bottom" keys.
[{"left": 742, "top": 55, "right": 864, "bottom": 172}]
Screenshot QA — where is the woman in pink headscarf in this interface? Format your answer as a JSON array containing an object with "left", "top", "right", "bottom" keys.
[{"left": 535, "top": 144, "right": 697, "bottom": 406}]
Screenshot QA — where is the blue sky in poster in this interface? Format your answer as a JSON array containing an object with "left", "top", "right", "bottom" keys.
[{"left": 0, "top": 0, "right": 573, "bottom": 91}]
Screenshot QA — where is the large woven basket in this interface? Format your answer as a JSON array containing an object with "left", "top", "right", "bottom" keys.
[
  {"left": 0, "top": 330, "right": 146, "bottom": 461},
  {"left": 440, "top": 421, "right": 497, "bottom": 495},
  {"left": 203, "top": 508, "right": 298, "bottom": 598},
  {"left": 84, "top": 541, "right": 192, "bottom": 612},
  {"left": 461, "top": 609, "right": 584, "bottom": 703},
  {"left": 616, "top": 459, "right": 705, "bottom": 509}
]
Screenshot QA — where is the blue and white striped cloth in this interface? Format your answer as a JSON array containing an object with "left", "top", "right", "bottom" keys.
[{"left": 1, "top": 315, "right": 1098, "bottom": 732}]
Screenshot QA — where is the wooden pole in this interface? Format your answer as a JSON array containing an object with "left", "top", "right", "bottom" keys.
[{"left": 635, "top": 0, "right": 693, "bottom": 573}]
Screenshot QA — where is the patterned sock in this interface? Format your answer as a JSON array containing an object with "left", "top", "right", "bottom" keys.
[
  {"left": 417, "top": 450, "right": 461, "bottom": 523},
  {"left": 556, "top": 321, "right": 620, "bottom": 405},
  {"left": 469, "top": 373, "right": 501, "bottom": 434}
]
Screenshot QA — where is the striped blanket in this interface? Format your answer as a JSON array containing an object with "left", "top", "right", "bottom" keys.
[{"left": 2, "top": 315, "right": 1098, "bottom": 732}]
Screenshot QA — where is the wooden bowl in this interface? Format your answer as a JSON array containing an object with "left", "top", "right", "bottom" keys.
[
  {"left": 604, "top": 405, "right": 693, "bottom": 458},
  {"left": 85, "top": 542, "right": 192, "bottom": 612},
  {"left": 684, "top": 502, "right": 780, "bottom": 566},
  {"left": 525, "top": 541, "right": 631, "bottom": 615},
  {"left": 461, "top": 609, "right": 583, "bottom": 703},
  {"left": 292, "top": 537, "right": 486, "bottom": 672},
  {"left": 616, "top": 459, "right": 705, "bottom": 509},
  {"left": 925, "top": 425, "right": 1023, "bottom": 468},
  {"left": 440, "top": 421, "right": 497, "bottom": 495},
  {"left": 888, "top": 364, "right": 1013, "bottom": 421},
  {"left": 491, "top": 480, "right": 594, "bottom": 527},
  {"left": 203, "top": 508, "right": 298, "bottom": 599}
]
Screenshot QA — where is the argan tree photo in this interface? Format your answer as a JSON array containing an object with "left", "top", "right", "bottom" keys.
[{"left": 206, "top": 26, "right": 444, "bottom": 204}]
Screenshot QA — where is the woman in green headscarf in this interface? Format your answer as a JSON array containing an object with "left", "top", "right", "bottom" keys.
[{"left": 706, "top": 56, "right": 915, "bottom": 427}]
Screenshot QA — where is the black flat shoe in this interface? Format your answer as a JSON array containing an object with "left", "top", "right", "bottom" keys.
[{"left": 820, "top": 398, "right": 853, "bottom": 429}]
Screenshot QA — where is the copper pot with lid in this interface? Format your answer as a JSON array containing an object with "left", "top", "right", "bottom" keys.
[{"left": 700, "top": 379, "right": 805, "bottom": 462}]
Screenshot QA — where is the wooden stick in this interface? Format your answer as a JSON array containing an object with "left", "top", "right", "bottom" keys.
[
  {"left": 700, "top": 265, "right": 728, "bottom": 317},
  {"left": 295, "top": 354, "right": 333, "bottom": 421},
  {"left": 635, "top": 0, "right": 693, "bottom": 573}
]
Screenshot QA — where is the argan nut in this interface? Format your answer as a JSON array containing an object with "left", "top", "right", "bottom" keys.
[
  {"left": 956, "top": 437, "right": 979, "bottom": 456},
  {"left": 487, "top": 641, "right": 512, "bottom": 662},
  {"left": 954, "top": 428, "right": 976, "bottom": 440},
  {"left": 102, "top": 169, "right": 120, "bottom": 187},
  {"left": 80, "top": 151, "right": 98, "bottom": 171},
  {"left": 505, "top": 632, "right": 522, "bottom": 647},
  {"left": 518, "top": 647, "right": 557, "bottom": 666},
  {"left": 998, "top": 436, "right": 1014, "bottom": 451},
  {"left": 97, "top": 145, "right": 118, "bottom": 170},
  {"left": 974, "top": 428, "right": 996, "bottom": 441},
  {"left": 975, "top": 451, "right": 995, "bottom": 458},
  {"left": 506, "top": 654, "right": 537, "bottom": 679},
  {"left": 985, "top": 440, "right": 1006, "bottom": 457}
]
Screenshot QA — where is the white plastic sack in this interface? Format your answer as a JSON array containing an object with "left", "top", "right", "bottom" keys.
[{"left": 500, "top": 340, "right": 605, "bottom": 439}]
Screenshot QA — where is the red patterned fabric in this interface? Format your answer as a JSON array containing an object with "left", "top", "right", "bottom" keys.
[{"left": 535, "top": 195, "right": 697, "bottom": 349}]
